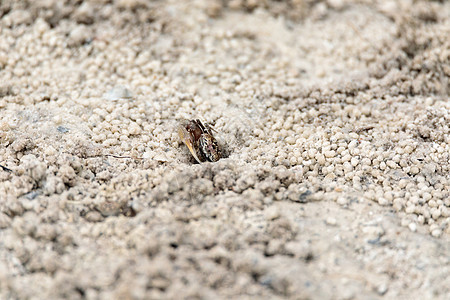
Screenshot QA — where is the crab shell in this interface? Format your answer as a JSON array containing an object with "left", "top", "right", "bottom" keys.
[
  {"left": 178, "top": 125, "right": 203, "bottom": 164},
  {"left": 199, "top": 134, "right": 221, "bottom": 162},
  {"left": 178, "top": 119, "right": 222, "bottom": 163}
]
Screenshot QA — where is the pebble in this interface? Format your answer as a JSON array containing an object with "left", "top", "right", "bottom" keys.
[
  {"left": 377, "top": 197, "right": 390, "bottom": 206},
  {"left": 324, "top": 150, "right": 336, "bottom": 158},
  {"left": 208, "top": 76, "right": 219, "bottom": 84},
  {"left": 68, "top": 25, "right": 92, "bottom": 46},
  {"left": 431, "top": 229, "right": 442, "bottom": 238},
  {"left": 325, "top": 217, "right": 337, "bottom": 226},
  {"left": 408, "top": 223, "right": 417, "bottom": 232},
  {"left": 336, "top": 197, "right": 348, "bottom": 206},
  {"left": 85, "top": 211, "right": 104, "bottom": 222},
  {"left": 410, "top": 166, "right": 420, "bottom": 174},
  {"left": 103, "top": 86, "right": 133, "bottom": 101},
  {"left": 376, "top": 282, "right": 389, "bottom": 295}
]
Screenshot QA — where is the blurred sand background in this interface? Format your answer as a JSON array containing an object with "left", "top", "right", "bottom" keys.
[{"left": 0, "top": 0, "right": 449, "bottom": 299}]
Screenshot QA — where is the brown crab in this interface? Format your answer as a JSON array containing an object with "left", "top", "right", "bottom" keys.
[{"left": 178, "top": 119, "right": 221, "bottom": 163}]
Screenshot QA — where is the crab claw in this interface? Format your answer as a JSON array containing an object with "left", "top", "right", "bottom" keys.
[{"left": 178, "top": 126, "right": 202, "bottom": 164}]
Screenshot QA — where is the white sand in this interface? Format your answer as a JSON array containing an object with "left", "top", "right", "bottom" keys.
[{"left": 0, "top": 0, "right": 449, "bottom": 299}]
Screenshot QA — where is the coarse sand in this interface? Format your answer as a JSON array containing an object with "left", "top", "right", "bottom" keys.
[{"left": 0, "top": 0, "right": 449, "bottom": 299}]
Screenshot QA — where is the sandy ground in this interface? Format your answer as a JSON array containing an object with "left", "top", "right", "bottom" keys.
[{"left": 0, "top": 0, "right": 449, "bottom": 299}]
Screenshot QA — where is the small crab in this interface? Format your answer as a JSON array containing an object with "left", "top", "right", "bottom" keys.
[{"left": 178, "top": 119, "right": 221, "bottom": 163}]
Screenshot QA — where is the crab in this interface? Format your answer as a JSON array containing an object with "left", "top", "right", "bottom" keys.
[{"left": 178, "top": 119, "right": 221, "bottom": 163}]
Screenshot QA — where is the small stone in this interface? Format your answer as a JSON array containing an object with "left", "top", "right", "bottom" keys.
[
  {"left": 142, "top": 151, "right": 153, "bottom": 160},
  {"left": 377, "top": 197, "right": 389, "bottom": 206},
  {"left": 208, "top": 76, "right": 219, "bottom": 84},
  {"left": 324, "top": 150, "right": 336, "bottom": 158},
  {"left": 325, "top": 217, "right": 337, "bottom": 226},
  {"left": 128, "top": 122, "right": 141, "bottom": 135},
  {"left": 69, "top": 25, "right": 92, "bottom": 46},
  {"left": 103, "top": 86, "right": 133, "bottom": 101},
  {"left": 287, "top": 188, "right": 312, "bottom": 203},
  {"left": 408, "top": 223, "right": 417, "bottom": 232},
  {"left": 316, "top": 154, "right": 326, "bottom": 165},
  {"left": 153, "top": 153, "right": 169, "bottom": 162},
  {"left": 85, "top": 211, "right": 104, "bottom": 222},
  {"left": 336, "top": 197, "right": 348, "bottom": 205},
  {"left": 410, "top": 166, "right": 420, "bottom": 175},
  {"left": 376, "top": 282, "right": 389, "bottom": 295},
  {"left": 386, "top": 160, "right": 398, "bottom": 169},
  {"left": 57, "top": 126, "right": 69, "bottom": 133},
  {"left": 431, "top": 229, "right": 442, "bottom": 237}
]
